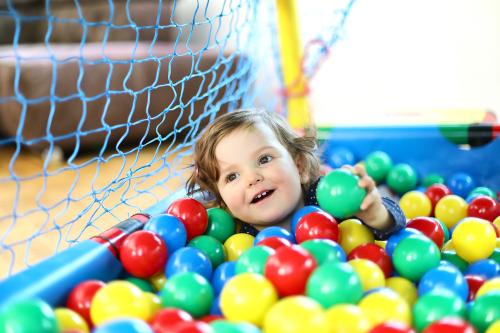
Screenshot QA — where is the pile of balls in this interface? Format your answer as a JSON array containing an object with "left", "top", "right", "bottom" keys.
[{"left": 0, "top": 151, "right": 499, "bottom": 333}]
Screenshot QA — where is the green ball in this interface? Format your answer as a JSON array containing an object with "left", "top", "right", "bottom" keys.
[
  {"left": 422, "top": 173, "right": 445, "bottom": 187},
  {"left": 211, "top": 320, "right": 260, "bottom": 333},
  {"left": 206, "top": 208, "right": 236, "bottom": 243},
  {"left": 469, "top": 292, "right": 500, "bottom": 332},
  {"left": 160, "top": 272, "right": 214, "bottom": 318},
  {"left": 0, "top": 299, "right": 58, "bottom": 333},
  {"left": 306, "top": 262, "right": 363, "bottom": 308},
  {"left": 189, "top": 235, "right": 227, "bottom": 268},
  {"left": 392, "top": 234, "right": 441, "bottom": 281},
  {"left": 300, "top": 239, "right": 345, "bottom": 266},
  {"left": 235, "top": 246, "right": 274, "bottom": 275},
  {"left": 441, "top": 250, "right": 468, "bottom": 272},
  {"left": 469, "top": 186, "right": 497, "bottom": 200},
  {"left": 435, "top": 218, "right": 450, "bottom": 243},
  {"left": 386, "top": 163, "right": 418, "bottom": 194},
  {"left": 316, "top": 169, "right": 366, "bottom": 219},
  {"left": 489, "top": 248, "right": 500, "bottom": 264},
  {"left": 413, "top": 289, "right": 466, "bottom": 332},
  {"left": 365, "top": 151, "right": 393, "bottom": 183},
  {"left": 125, "top": 277, "right": 155, "bottom": 292}
]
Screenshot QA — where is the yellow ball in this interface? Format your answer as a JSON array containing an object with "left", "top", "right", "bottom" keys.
[
  {"left": 220, "top": 273, "right": 277, "bottom": 326},
  {"left": 348, "top": 258, "right": 385, "bottom": 292},
  {"left": 144, "top": 292, "right": 162, "bottom": 320},
  {"left": 54, "top": 307, "right": 89, "bottom": 333},
  {"left": 339, "top": 219, "right": 374, "bottom": 255},
  {"left": 264, "top": 296, "right": 330, "bottom": 333},
  {"left": 374, "top": 240, "right": 387, "bottom": 250},
  {"left": 477, "top": 277, "right": 500, "bottom": 298},
  {"left": 434, "top": 195, "right": 468, "bottom": 229},
  {"left": 452, "top": 217, "right": 496, "bottom": 263},
  {"left": 325, "top": 304, "right": 372, "bottom": 333},
  {"left": 224, "top": 233, "right": 255, "bottom": 261},
  {"left": 493, "top": 216, "right": 500, "bottom": 232},
  {"left": 399, "top": 191, "right": 432, "bottom": 219},
  {"left": 358, "top": 290, "right": 412, "bottom": 326},
  {"left": 149, "top": 272, "right": 167, "bottom": 291},
  {"left": 385, "top": 277, "right": 418, "bottom": 307},
  {"left": 90, "top": 280, "right": 150, "bottom": 325},
  {"left": 441, "top": 239, "right": 456, "bottom": 251},
  {"left": 486, "top": 320, "right": 500, "bottom": 333}
]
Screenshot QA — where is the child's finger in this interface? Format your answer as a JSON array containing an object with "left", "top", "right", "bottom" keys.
[
  {"left": 360, "top": 192, "right": 375, "bottom": 210},
  {"left": 358, "top": 176, "right": 376, "bottom": 191}
]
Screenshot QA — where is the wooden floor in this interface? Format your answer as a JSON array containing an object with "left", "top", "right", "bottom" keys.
[{"left": 0, "top": 144, "right": 192, "bottom": 279}]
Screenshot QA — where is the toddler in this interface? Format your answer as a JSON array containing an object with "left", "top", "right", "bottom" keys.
[{"left": 187, "top": 109, "right": 405, "bottom": 239}]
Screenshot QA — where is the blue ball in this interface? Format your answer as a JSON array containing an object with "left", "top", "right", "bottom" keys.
[
  {"left": 144, "top": 213, "right": 187, "bottom": 254},
  {"left": 465, "top": 259, "right": 500, "bottom": 279},
  {"left": 93, "top": 318, "right": 153, "bottom": 333},
  {"left": 211, "top": 261, "right": 236, "bottom": 295},
  {"left": 418, "top": 263, "right": 469, "bottom": 301},
  {"left": 210, "top": 294, "right": 222, "bottom": 315},
  {"left": 254, "top": 226, "right": 295, "bottom": 245},
  {"left": 446, "top": 172, "right": 476, "bottom": 198},
  {"left": 386, "top": 227, "right": 423, "bottom": 257},
  {"left": 323, "top": 146, "right": 356, "bottom": 169},
  {"left": 165, "top": 247, "right": 213, "bottom": 280},
  {"left": 291, "top": 205, "right": 322, "bottom": 235}
]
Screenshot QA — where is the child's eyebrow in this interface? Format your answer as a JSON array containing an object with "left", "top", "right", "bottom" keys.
[{"left": 217, "top": 146, "right": 277, "bottom": 176}]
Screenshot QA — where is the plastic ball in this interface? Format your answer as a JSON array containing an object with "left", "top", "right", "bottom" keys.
[
  {"left": 422, "top": 173, "right": 445, "bottom": 187},
  {"left": 149, "top": 272, "right": 167, "bottom": 292},
  {"left": 290, "top": 205, "right": 322, "bottom": 234},
  {"left": 486, "top": 320, "right": 500, "bottom": 333},
  {"left": 211, "top": 261, "right": 236, "bottom": 296},
  {"left": 348, "top": 258, "right": 386, "bottom": 292},
  {"left": 219, "top": 273, "right": 278, "bottom": 326},
  {"left": 476, "top": 277, "right": 500, "bottom": 298},
  {"left": 306, "top": 262, "right": 363, "bottom": 308},
  {"left": 325, "top": 304, "right": 371, "bottom": 333},
  {"left": 386, "top": 163, "right": 418, "bottom": 195},
  {"left": 149, "top": 308, "right": 193, "bottom": 333},
  {"left": 235, "top": 245, "right": 274, "bottom": 275},
  {"left": 348, "top": 243, "right": 392, "bottom": 278},
  {"left": 465, "top": 274, "right": 487, "bottom": 301},
  {"left": 469, "top": 186, "right": 497, "bottom": 200},
  {"left": 256, "top": 236, "right": 292, "bottom": 250},
  {"left": 447, "top": 172, "right": 476, "bottom": 199},
  {"left": 323, "top": 145, "right": 356, "bottom": 169},
  {"left": 469, "top": 292, "right": 500, "bottom": 333},
  {"left": 166, "top": 198, "right": 208, "bottom": 241},
  {"left": 385, "top": 227, "right": 423, "bottom": 257},
  {"left": 386, "top": 276, "right": 418, "bottom": 307},
  {"left": 316, "top": 169, "right": 367, "bottom": 219},
  {"left": 494, "top": 216, "right": 500, "bottom": 234},
  {"left": 66, "top": 279, "right": 106, "bottom": 326},
  {"left": 92, "top": 318, "right": 153, "bottom": 333},
  {"left": 425, "top": 184, "right": 452, "bottom": 211},
  {"left": 295, "top": 211, "right": 339, "bottom": 243},
  {"left": 392, "top": 234, "right": 441, "bottom": 281},
  {"left": 160, "top": 272, "right": 213, "bottom": 318},
  {"left": 400, "top": 191, "right": 432, "bottom": 218},
  {"left": 300, "top": 238, "right": 346, "bottom": 265},
  {"left": 413, "top": 289, "right": 466, "bottom": 332},
  {"left": 126, "top": 277, "right": 154, "bottom": 293},
  {"left": 224, "top": 233, "right": 255, "bottom": 261},
  {"left": 205, "top": 207, "right": 235, "bottom": 243},
  {"left": 264, "top": 244, "right": 317, "bottom": 297},
  {"left": 170, "top": 321, "right": 213, "bottom": 332},
  {"left": 90, "top": 281, "right": 151, "bottom": 325},
  {"left": 120, "top": 230, "right": 168, "bottom": 278},
  {"left": 254, "top": 226, "right": 295, "bottom": 245},
  {"left": 365, "top": 150, "right": 393, "bottom": 183},
  {"left": 465, "top": 259, "right": 500, "bottom": 280},
  {"left": 423, "top": 317, "right": 475, "bottom": 333},
  {"left": 54, "top": 308, "right": 89, "bottom": 333},
  {"left": 211, "top": 320, "right": 260, "bottom": 333},
  {"left": 358, "top": 289, "right": 412, "bottom": 327},
  {"left": 442, "top": 249, "right": 469, "bottom": 272},
  {"left": 144, "top": 213, "right": 187, "bottom": 254},
  {"left": 468, "top": 195, "right": 500, "bottom": 222},
  {"left": 263, "top": 296, "right": 330, "bottom": 333},
  {"left": 418, "top": 264, "right": 469, "bottom": 301},
  {"left": 370, "top": 322, "right": 416, "bottom": 333},
  {"left": 0, "top": 299, "right": 58, "bottom": 333},
  {"left": 189, "top": 235, "right": 227, "bottom": 268},
  {"left": 406, "top": 217, "right": 445, "bottom": 249},
  {"left": 165, "top": 247, "right": 213, "bottom": 280},
  {"left": 338, "top": 218, "right": 374, "bottom": 255},
  {"left": 452, "top": 217, "right": 496, "bottom": 263},
  {"left": 435, "top": 195, "right": 468, "bottom": 229}
]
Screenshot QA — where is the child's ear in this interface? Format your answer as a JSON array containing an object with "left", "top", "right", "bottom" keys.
[{"left": 295, "top": 155, "right": 310, "bottom": 185}]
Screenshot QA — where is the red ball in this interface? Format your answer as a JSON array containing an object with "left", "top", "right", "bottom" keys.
[
  {"left": 370, "top": 321, "right": 416, "bottom": 333},
  {"left": 150, "top": 308, "right": 193, "bottom": 333},
  {"left": 425, "top": 184, "right": 452, "bottom": 212},
  {"left": 467, "top": 195, "right": 500, "bottom": 222},
  {"left": 295, "top": 211, "right": 339, "bottom": 243},
  {"left": 347, "top": 243, "right": 393, "bottom": 278},
  {"left": 199, "top": 315, "right": 224, "bottom": 323},
  {"left": 120, "top": 230, "right": 168, "bottom": 278},
  {"left": 465, "top": 274, "right": 486, "bottom": 301},
  {"left": 166, "top": 198, "right": 208, "bottom": 240},
  {"left": 257, "top": 236, "right": 292, "bottom": 250},
  {"left": 406, "top": 217, "right": 445, "bottom": 248},
  {"left": 66, "top": 280, "right": 105, "bottom": 326},
  {"left": 171, "top": 321, "right": 213, "bottom": 333},
  {"left": 264, "top": 244, "right": 317, "bottom": 297},
  {"left": 423, "top": 317, "right": 476, "bottom": 333}
]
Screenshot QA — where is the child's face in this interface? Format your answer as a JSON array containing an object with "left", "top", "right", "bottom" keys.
[{"left": 215, "top": 122, "right": 304, "bottom": 229}]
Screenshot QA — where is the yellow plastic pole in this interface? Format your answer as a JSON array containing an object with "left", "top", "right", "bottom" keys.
[{"left": 275, "top": 0, "right": 311, "bottom": 131}]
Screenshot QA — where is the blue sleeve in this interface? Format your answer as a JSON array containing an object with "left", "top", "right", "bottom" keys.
[{"left": 363, "top": 197, "right": 407, "bottom": 240}]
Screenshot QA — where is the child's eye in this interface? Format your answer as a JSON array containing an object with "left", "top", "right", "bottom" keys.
[
  {"left": 225, "top": 173, "right": 238, "bottom": 183},
  {"left": 259, "top": 154, "right": 273, "bottom": 165}
]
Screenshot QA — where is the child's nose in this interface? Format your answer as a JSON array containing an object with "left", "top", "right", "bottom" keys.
[{"left": 247, "top": 172, "right": 263, "bottom": 186}]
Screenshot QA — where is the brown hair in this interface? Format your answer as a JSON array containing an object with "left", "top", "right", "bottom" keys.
[{"left": 186, "top": 109, "right": 321, "bottom": 207}]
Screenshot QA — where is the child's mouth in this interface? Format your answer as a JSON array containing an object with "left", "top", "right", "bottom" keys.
[{"left": 251, "top": 190, "right": 275, "bottom": 204}]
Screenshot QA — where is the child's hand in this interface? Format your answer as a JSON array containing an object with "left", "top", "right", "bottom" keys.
[{"left": 341, "top": 164, "right": 393, "bottom": 231}]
